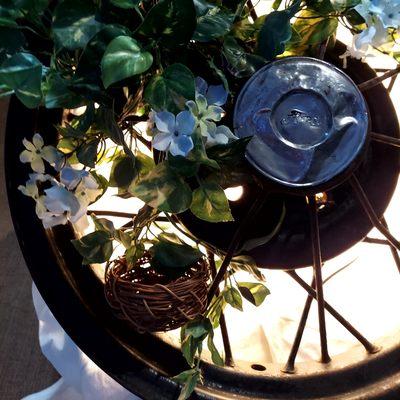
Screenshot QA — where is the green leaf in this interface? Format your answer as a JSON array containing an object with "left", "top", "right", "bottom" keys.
[
  {"left": 59, "top": 123, "right": 84, "bottom": 139},
  {"left": 301, "top": 17, "right": 338, "bottom": 45},
  {"left": 0, "top": 3, "right": 21, "bottom": 23},
  {"left": 272, "top": 0, "right": 283, "bottom": 10},
  {"left": 190, "top": 182, "right": 233, "bottom": 223},
  {"left": 130, "top": 161, "right": 192, "bottom": 213},
  {"left": 3, "top": 0, "right": 49, "bottom": 15},
  {"left": 0, "top": 52, "right": 42, "bottom": 108},
  {"left": 207, "top": 137, "right": 251, "bottom": 164},
  {"left": 257, "top": 0, "right": 300, "bottom": 60},
  {"left": 91, "top": 171, "right": 109, "bottom": 202},
  {"left": 173, "top": 368, "right": 201, "bottom": 400},
  {"left": 208, "top": 294, "right": 226, "bottom": 328},
  {"left": 137, "top": 0, "right": 196, "bottom": 47},
  {"left": 150, "top": 240, "right": 202, "bottom": 269},
  {"left": 71, "top": 230, "right": 113, "bottom": 264},
  {"left": 232, "top": 15, "right": 265, "bottom": 42},
  {"left": 109, "top": 154, "right": 136, "bottom": 187},
  {"left": 223, "top": 286, "right": 243, "bottom": 311},
  {"left": 114, "top": 230, "right": 132, "bottom": 248},
  {"left": 187, "top": 128, "right": 220, "bottom": 169},
  {"left": 96, "top": 107, "right": 135, "bottom": 158},
  {"left": 230, "top": 255, "right": 265, "bottom": 281},
  {"left": 306, "top": 0, "right": 334, "bottom": 14},
  {"left": 289, "top": 10, "right": 339, "bottom": 50},
  {"left": 239, "top": 202, "right": 285, "bottom": 252},
  {"left": 345, "top": 7, "right": 365, "bottom": 27},
  {"left": 0, "top": 15, "right": 18, "bottom": 28},
  {"left": 173, "top": 368, "right": 198, "bottom": 384},
  {"left": 168, "top": 155, "right": 199, "bottom": 178},
  {"left": 101, "top": 35, "right": 153, "bottom": 88},
  {"left": 110, "top": 0, "right": 141, "bottom": 8},
  {"left": 52, "top": 0, "right": 103, "bottom": 50},
  {"left": 183, "top": 317, "right": 211, "bottom": 339},
  {"left": 76, "top": 139, "right": 100, "bottom": 168},
  {"left": 135, "top": 151, "right": 155, "bottom": 176},
  {"left": 76, "top": 25, "right": 131, "bottom": 77},
  {"left": 144, "top": 63, "right": 195, "bottom": 112},
  {"left": 207, "top": 58, "right": 229, "bottom": 93},
  {"left": 0, "top": 27, "right": 25, "bottom": 59},
  {"left": 181, "top": 335, "right": 198, "bottom": 366},
  {"left": 76, "top": 24, "right": 130, "bottom": 82},
  {"left": 77, "top": 103, "right": 96, "bottom": 133},
  {"left": 207, "top": 334, "right": 224, "bottom": 366},
  {"left": 44, "top": 73, "right": 84, "bottom": 109},
  {"left": 193, "top": 6, "right": 234, "bottom": 42},
  {"left": 193, "top": 0, "right": 213, "bottom": 15},
  {"left": 92, "top": 215, "right": 132, "bottom": 249},
  {"left": 126, "top": 150, "right": 155, "bottom": 194},
  {"left": 125, "top": 242, "right": 145, "bottom": 265},
  {"left": 238, "top": 282, "right": 270, "bottom": 307},
  {"left": 92, "top": 215, "right": 116, "bottom": 234},
  {"left": 223, "top": 36, "right": 265, "bottom": 78}
]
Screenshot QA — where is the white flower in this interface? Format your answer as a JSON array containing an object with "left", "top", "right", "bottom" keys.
[
  {"left": 356, "top": 0, "right": 400, "bottom": 29},
  {"left": 185, "top": 77, "right": 236, "bottom": 147},
  {"left": 152, "top": 110, "right": 196, "bottom": 157},
  {"left": 60, "top": 166, "right": 90, "bottom": 190},
  {"left": 186, "top": 95, "right": 225, "bottom": 138},
  {"left": 342, "top": 24, "right": 380, "bottom": 62},
  {"left": 19, "top": 171, "right": 101, "bottom": 229},
  {"left": 18, "top": 176, "right": 48, "bottom": 218},
  {"left": 74, "top": 174, "right": 102, "bottom": 209},
  {"left": 203, "top": 122, "right": 237, "bottom": 147},
  {"left": 43, "top": 184, "right": 82, "bottom": 227},
  {"left": 19, "top": 133, "right": 62, "bottom": 173},
  {"left": 342, "top": 1, "right": 393, "bottom": 63}
]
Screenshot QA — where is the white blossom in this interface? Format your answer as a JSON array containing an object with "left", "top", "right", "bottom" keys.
[
  {"left": 19, "top": 133, "right": 62, "bottom": 173},
  {"left": 344, "top": 0, "right": 400, "bottom": 62},
  {"left": 203, "top": 121, "right": 237, "bottom": 147},
  {"left": 19, "top": 169, "right": 102, "bottom": 230}
]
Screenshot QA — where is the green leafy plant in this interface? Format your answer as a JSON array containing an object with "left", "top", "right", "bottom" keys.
[{"left": 8, "top": 0, "right": 399, "bottom": 397}]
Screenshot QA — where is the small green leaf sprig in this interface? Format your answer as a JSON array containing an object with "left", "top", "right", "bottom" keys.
[{"left": 174, "top": 255, "right": 270, "bottom": 400}]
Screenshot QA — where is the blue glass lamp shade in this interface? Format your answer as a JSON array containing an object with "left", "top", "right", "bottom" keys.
[{"left": 233, "top": 57, "right": 370, "bottom": 189}]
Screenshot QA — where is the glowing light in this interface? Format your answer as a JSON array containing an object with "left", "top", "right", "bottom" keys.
[
  {"left": 224, "top": 186, "right": 244, "bottom": 202},
  {"left": 70, "top": 106, "right": 87, "bottom": 116}
]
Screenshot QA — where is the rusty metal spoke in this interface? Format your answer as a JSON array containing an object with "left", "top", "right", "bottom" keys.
[
  {"left": 307, "top": 195, "right": 331, "bottom": 364},
  {"left": 282, "top": 277, "right": 316, "bottom": 373},
  {"left": 370, "top": 132, "right": 400, "bottom": 148},
  {"left": 350, "top": 175, "right": 400, "bottom": 251},
  {"left": 246, "top": 0, "right": 258, "bottom": 21},
  {"left": 208, "top": 251, "right": 234, "bottom": 367},
  {"left": 371, "top": 69, "right": 398, "bottom": 92},
  {"left": 287, "top": 270, "right": 380, "bottom": 354},
  {"left": 363, "top": 237, "right": 390, "bottom": 245},
  {"left": 207, "top": 195, "right": 266, "bottom": 304},
  {"left": 358, "top": 66, "right": 400, "bottom": 92},
  {"left": 381, "top": 217, "right": 400, "bottom": 275},
  {"left": 388, "top": 75, "right": 397, "bottom": 93}
]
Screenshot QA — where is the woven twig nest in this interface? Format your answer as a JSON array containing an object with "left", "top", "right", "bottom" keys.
[{"left": 104, "top": 252, "right": 209, "bottom": 333}]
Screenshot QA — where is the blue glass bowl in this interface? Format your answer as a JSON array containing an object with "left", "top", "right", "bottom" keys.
[{"left": 234, "top": 57, "right": 370, "bottom": 190}]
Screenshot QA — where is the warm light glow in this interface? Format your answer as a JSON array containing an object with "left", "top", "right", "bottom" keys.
[
  {"left": 70, "top": 106, "right": 87, "bottom": 116},
  {"left": 224, "top": 186, "right": 244, "bottom": 202}
]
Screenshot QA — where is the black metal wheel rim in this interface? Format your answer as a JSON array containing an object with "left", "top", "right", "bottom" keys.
[{"left": 5, "top": 43, "right": 400, "bottom": 399}]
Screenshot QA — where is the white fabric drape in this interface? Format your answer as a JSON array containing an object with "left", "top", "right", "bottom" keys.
[{"left": 22, "top": 285, "right": 141, "bottom": 400}]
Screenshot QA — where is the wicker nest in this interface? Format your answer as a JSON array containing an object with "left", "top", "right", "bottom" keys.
[{"left": 104, "top": 252, "right": 209, "bottom": 333}]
